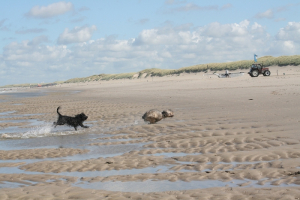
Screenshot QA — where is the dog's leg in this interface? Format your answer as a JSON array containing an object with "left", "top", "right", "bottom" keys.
[{"left": 79, "top": 123, "right": 89, "bottom": 128}]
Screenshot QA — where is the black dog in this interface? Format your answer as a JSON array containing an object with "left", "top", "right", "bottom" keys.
[{"left": 53, "top": 106, "right": 88, "bottom": 131}]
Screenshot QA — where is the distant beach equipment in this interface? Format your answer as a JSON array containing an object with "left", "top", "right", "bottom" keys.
[{"left": 213, "top": 72, "right": 245, "bottom": 78}]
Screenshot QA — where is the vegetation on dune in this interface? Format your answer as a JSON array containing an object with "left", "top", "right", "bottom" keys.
[
  {"left": 0, "top": 83, "right": 33, "bottom": 88},
  {"left": 0, "top": 82, "right": 59, "bottom": 88},
  {"left": 138, "top": 68, "right": 177, "bottom": 77},
  {"left": 101, "top": 72, "right": 136, "bottom": 81},
  {"left": 1, "top": 55, "right": 300, "bottom": 87},
  {"left": 179, "top": 55, "right": 300, "bottom": 73},
  {"left": 63, "top": 72, "right": 136, "bottom": 83}
]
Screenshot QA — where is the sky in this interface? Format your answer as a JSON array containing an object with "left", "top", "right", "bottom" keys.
[{"left": 0, "top": 0, "right": 300, "bottom": 86}]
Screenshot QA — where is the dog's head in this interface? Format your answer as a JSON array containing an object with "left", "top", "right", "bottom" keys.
[
  {"left": 162, "top": 109, "right": 174, "bottom": 118},
  {"left": 75, "top": 113, "right": 88, "bottom": 121}
]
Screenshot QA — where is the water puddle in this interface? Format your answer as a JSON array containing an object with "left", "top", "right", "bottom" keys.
[
  {"left": 0, "top": 162, "right": 298, "bottom": 192},
  {"left": 177, "top": 161, "right": 199, "bottom": 165},
  {"left": 63, "top": 143, "right": 144, "bottom": 161},
  {"left": 0, "top": 113, "right": 41, "bottom": 119},
  {"left": 0, "top": 91, "right": 46, "bottom": 98},
  {"left": 0, "top": 131, "right": 145, "bottom": 163},
  {"left": 0, "top": 119, "right": 45, "bottom": 134},
  {"left": 173, "top": 160, "right": 279, "bottom": 173},
  {"left": 74, "top": 177, "right": 299, "bottom": 193},
  {"left": 54, "top": 165, "right": 172, "bottom": 177},
  {"left": 74, "top": 180, "right": 242, "bottom": 192},
  {"left": 208, "top": 160, "right": 277, "bottom": 171},
  {"left": 0, "top": 167, "right": 45, "bottom": 175},
  {"left": 190, "top": 160, "right": 278, "bottom": 172},
  {"left": 0, "top": 131, "right": 116, "bottom": 150},
  {"left": 0, "top": 164, "right": 172, "bottom": 179},
  {"left": 0, "top": 111, "right": 17, "bottom": 117},
  {"left": 0, "top": 112, "right": 49, "bottom": 136},
  {"left": 153, "top": 152, "right": 200, "bottom": 157},
  {"left": 74, "top": 178, "right": 299, "bottom": 193},
  {"left": 0, "top": 181, "right": 30, "bottom": 189},
  {"left": 93, "top": 138, "right": 136, "bottom": 144}
]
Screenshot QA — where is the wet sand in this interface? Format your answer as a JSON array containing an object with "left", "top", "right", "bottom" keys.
[{"left": 0, "top": 66, "right": 300, "bottom": 199}]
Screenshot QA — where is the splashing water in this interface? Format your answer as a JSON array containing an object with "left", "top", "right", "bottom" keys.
[
  {"left": 1, "top": 123, "right": 53, "bottom": 139},
  {"left": 0, "top": 123, "right": 84, "bottom": 139},
  {"left": 21, "top": 123, "right": 54, "bottom": 138}
]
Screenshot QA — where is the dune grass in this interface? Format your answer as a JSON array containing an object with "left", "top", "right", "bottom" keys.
[
  {"left": 0, "top": 83, "right": 33, "bottom": 88},
  {"left": 63, "top": 72, "right": 136, "bottom": 83},
  {"left": 179, "top": 55, "right": 300, "bottom": 73},
  {"left": 2, "top": 55, "right": 300, "bottom": 87}
]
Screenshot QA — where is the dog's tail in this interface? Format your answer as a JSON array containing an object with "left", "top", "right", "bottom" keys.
[{"left": 57, "top": 106, "right": 62, "bottom": 116}]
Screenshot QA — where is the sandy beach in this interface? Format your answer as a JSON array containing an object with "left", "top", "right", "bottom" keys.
[{"left": 0, "top": 66, "right": 300, "bottom": 199}]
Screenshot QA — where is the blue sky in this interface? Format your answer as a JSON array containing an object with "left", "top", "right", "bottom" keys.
[{"left": 1, "top": 0, "right": 300, "bottom": 85}]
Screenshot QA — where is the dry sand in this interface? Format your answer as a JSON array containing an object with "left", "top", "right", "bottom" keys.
[{"left": 0, "top": 66, "right": 300, "bottom": 199}]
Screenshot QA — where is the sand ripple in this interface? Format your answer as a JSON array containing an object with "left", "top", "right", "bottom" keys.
[{"left": 0, "top": 148, "right": 89, "bottom": 160}]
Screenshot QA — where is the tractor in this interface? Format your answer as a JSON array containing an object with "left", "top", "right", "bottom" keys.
[{"left": 248, "top": 63, "right": 271, "bottom": 77}]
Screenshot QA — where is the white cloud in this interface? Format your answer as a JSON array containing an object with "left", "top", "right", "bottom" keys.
[
  {"left": 0, "top": 18, "right": 10, "bottom": 31},
  {"left": 57, "top": 25, "right": 97, "bottom": 44},
  {"left": 28, "top": 35, "right": 49, "bottom": 46},
  {"left": 78, "top": 6, "right": 90, "bottom": 12},
  {"left": 268, "top": 40, "right": 298, "bottom": 55},
  {"left": 254, "top": 4, "right": 299, "bottom": 21},
  {"left": 283, "top": 41, "right": 295, "bottom": 49},
  {"left": 3, "top": 40, "right": 70, "bottom": 63},
  {"left": 200, "top": 20, "right": 250, "bottom": 38},
  {"left": 276, "top": 22, "right": 300, "bottom": 42},
  {"left": 164, "top": 3, "right": 232, "bottom": 13},
  {"left": 255, "top": 9, "right": 274, "bottom": 19},
  {"left": 70, "top": 16, "right": 86, "bottom": 23},
  {"left": 136, "top": 18, "right": 150, "bottom": 25},
  {"left": 0, "top": 19, "right": 6, "bottom": 27},
  {"left": 251, "top": 22, "right": 266, "bottom": 36},
  {"left": 274, "top": 18, "right": 286, "bottom": 22},
  {"left": 221, "top": 3, "right": 233, "bottom": 10},
  {"left": 15, "top": 28, "right": 46, "bottom": 34},
  {"left": 173, "top": 3, "right": 218, "bottom": 12},
  {"left": 26, "top": 2, "right": 73, "bottom": 18},
  {"left": 164, "top": 0, "right": 186, "bottom": 5},
  {"left": 0, "top": 39, "right": 72, "bottom": 84},
  {"left": 275, "top": 3, "right": 300, "bottom": 12}
]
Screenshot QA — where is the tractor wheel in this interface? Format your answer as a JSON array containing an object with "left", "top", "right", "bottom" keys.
[
  {"left": 263, "top": 70, "right": 271, "bottom": 76},
  {"left": 251, "top": 70, "right": 259, "bottom": 77}
]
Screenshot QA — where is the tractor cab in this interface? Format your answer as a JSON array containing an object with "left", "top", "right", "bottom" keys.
[{"left": 252, "top": 64, "right": 261, "bottom": 70}]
